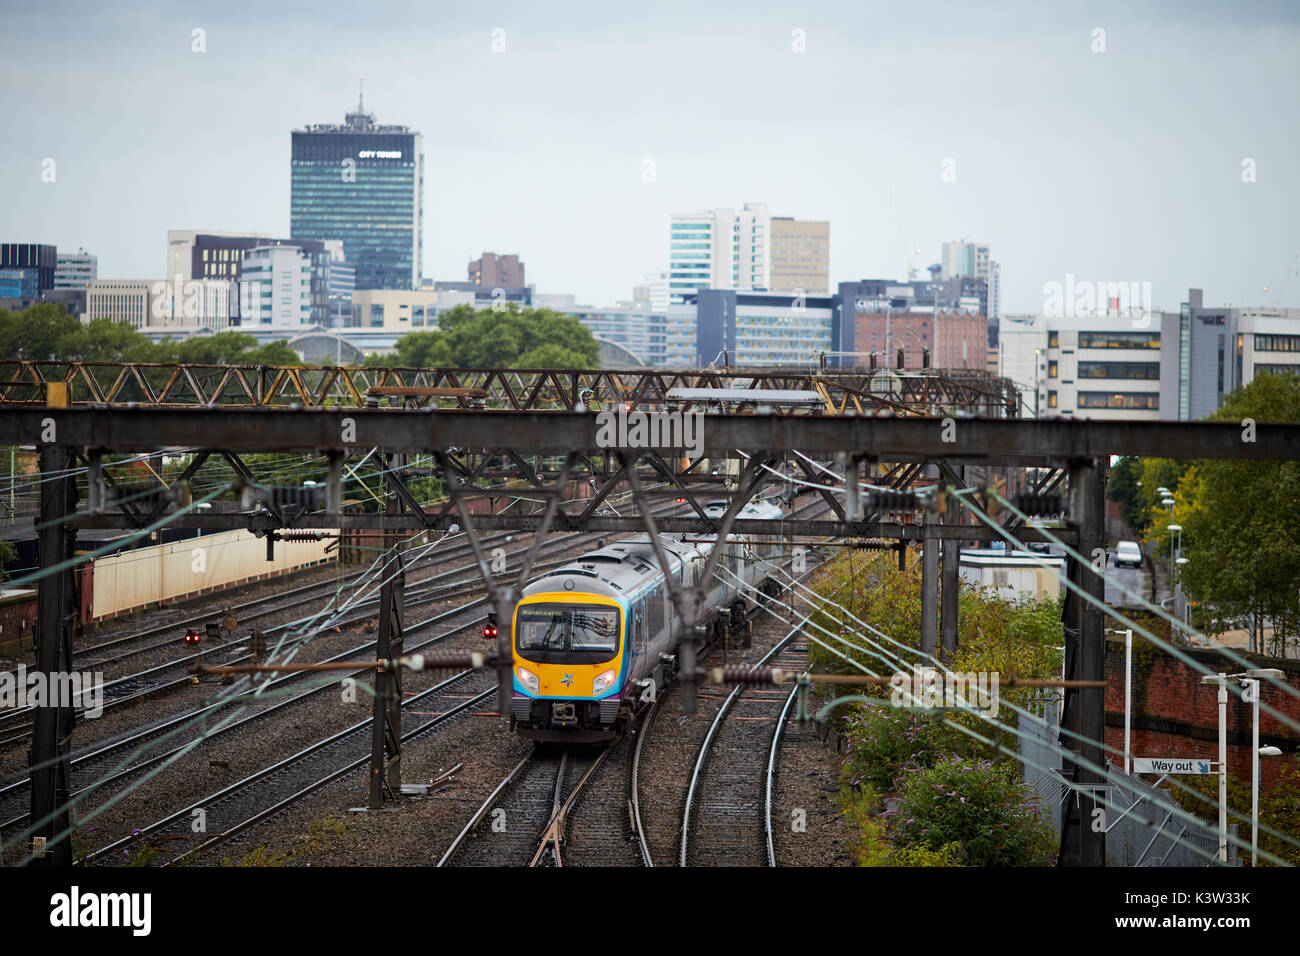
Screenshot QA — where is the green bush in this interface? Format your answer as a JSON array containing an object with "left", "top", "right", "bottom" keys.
[
  {"left": 889, "top": 755, "right": 1055, "bottom": 867},
  {"left": 849, "top": 798, "right": 964, "bottom": 867},
  {"left": 840, "top": 703, "right": 982, "bottom": 794}
]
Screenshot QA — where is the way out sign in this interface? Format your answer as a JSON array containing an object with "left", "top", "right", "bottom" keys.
[{"left": 1133, "top": 757, "right": 1215, "bottom": 775}]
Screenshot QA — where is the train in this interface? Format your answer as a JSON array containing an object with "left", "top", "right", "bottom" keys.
[{"left": 507, "top": 499, "right": 786, "bottom": 741}]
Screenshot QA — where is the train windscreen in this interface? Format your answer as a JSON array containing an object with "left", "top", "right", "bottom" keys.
[{"left": 515, "top": 603, "right": 621, "bottom": 664}]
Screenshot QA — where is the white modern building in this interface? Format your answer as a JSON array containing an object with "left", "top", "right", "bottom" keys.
[
  {"left": 240, "top": 245, "right": 313, "bottom": 326},
  {"left": 987, "top": 260, "right": 1001, "bottom": 322},
  {"left": 999, "top": 312, "right": 1169, "bottom": 420},
  {"left": 1002, "top": 290, "right": 1300, "bottom": 422},
  {"left": 83, "top": 280, "right": 165, "bottom": 330},
  {"left": 668, "top": 203, "right": 828, "bottom": 304},
  {"left": 54, "top": 249, "right": 97, "bottom": 289},
  {"left": 1239, "top": 309, "right": 1300, "bottom": 385},
  {"left": 150, "top": 277, "right": 236, "bottom": 330}
]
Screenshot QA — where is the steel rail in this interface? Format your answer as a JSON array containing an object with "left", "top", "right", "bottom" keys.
[
  {"left": 435, "top": 750, "right": 536, "bottom": 868},
  {"left": 169, "top": 684, "right": 498, "bottom": 865},
  {"left": 764, "top": 678, "right": 801, "bottom": 867},
  {"left": 79, "top": 666, "right": 489, "bottom": 865},
  {"left": 679, "top": 616, "right": 810, "bottom": 867},
  {"left": 529, "top": 743, "right": 616, "bottom": 868}
]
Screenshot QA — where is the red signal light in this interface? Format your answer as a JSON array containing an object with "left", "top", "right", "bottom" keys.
[{"left": 482, "top": 625, "right": 499, "bottom": 639}]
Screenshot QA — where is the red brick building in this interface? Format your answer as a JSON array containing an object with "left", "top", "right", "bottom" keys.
[{"left": 853, "top": 308, "right": 987, "bottom": 369}]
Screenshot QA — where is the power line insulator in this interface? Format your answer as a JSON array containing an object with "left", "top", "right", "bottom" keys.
[
  {"left": 1013, "top": 492, "right": 1064, "bottom": 516},
  {"left": 864, "top": 490, "right": 920, "bottom": 513}
]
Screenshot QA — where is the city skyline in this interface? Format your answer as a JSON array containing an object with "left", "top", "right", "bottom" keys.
[{"left": 2, "top": 1, "right": 1298, "bottom": 313}]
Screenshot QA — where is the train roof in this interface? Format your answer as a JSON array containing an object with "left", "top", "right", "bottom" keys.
[{"left": 521, "top": 499, "right": 785, "bottom": 600}]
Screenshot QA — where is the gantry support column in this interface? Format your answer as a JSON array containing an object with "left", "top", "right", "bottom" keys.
[
  {"left": 1058, "top": 458, "right": 1107, "bottom": 867},
  {"left": 940, "top": 465, "right": 963, "bottom": 660},
  {"left": 29, "top": 442, "right": 77, "bottom": 866},
  {"left": 920, "top": 464, "right": 940, "bottom": 660},
  {"left": 369, "top": 453, "right": 405, "bottom": 808}
]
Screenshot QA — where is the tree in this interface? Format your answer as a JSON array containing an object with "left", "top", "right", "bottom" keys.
[
  {"left": 379, "top": 304, "right": 600, "bottom": 369},
  {"left": 388, "top": 330, "right": 454, "bottom": 368},
  {"left": 0, "top": 303, "right": 82, "bottom": 360},
  {"left": 245, "top": 340, "right": 303, "bottom": 365},
  {"left": 1177, "top": 372, "right": 1300, "bottom": 654},
  {"left": 517, "top": 342, "right": 593, "bottom": 368},
  {"left": 54, "top": 318, "right": 161, "bottom": 363},
  {"left": 0, "top": 304, "right": 304, "bottom": 366}
]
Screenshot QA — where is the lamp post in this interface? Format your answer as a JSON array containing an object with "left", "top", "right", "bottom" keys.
[
  {"left": 1167, "top": 517, "right": 1183, "bottom": 625},
  {"left": 1175, "top": 555, "right": 1189, "bottom": 626},
  {"left": 1163, "top": 494, "right": 1178, "bottom": 617},
  {"left": 1202, "top": 668, "right": 1285, "bottom": 865},
  {"left": 1242, "top": 669, "right": 1285, "bottom": 865},
  {"left": 1200, "top": 672, "right": 1230, "bottom": 862}
]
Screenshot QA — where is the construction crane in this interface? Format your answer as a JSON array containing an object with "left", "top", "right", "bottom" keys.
[{"left": 889, "top": 187, "right": 922, "bottom": 280}]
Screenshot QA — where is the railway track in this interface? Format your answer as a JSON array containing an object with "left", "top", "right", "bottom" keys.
[
  {"left": 67, "top": 521, "right": 593, "bottom": 670},
  {"left": 679, "top": 622, "right": 807, "bottom": 866},
  {"left": 0, "top": 589, "right": 500, "bottom": 838},
  {"left": 436, "top": 739, "right": 620, "bottom": 868},
  {"left": 86, "top": 670, "right": 500, "bottom": 866}
]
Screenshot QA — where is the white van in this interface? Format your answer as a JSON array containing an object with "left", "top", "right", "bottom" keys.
[{"left": 1115, "top": 541, "right": 1143, "bottom": 569}]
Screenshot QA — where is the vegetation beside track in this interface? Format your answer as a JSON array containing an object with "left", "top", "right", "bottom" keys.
[{"left": 805, "top": 550, "right": 1062, "bottom": 867}]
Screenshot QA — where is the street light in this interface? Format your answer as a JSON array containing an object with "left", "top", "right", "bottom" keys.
[
  {"left": 1200, "top": 672, "right": 1231, "bottom": 862},
  {"left": 1242, "top": 669, "right": 1285, "bottom": 865},
  {"left": 1201, "top": 668, "right": 1285, "bottom": 864}
]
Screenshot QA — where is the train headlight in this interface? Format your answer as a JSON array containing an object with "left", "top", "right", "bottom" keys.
[
  {"left": 517, "top": 667, "right": 539, "bottom": 694},
  {"left": 592, "top": 669, "right": 617, "bottom": 696}
]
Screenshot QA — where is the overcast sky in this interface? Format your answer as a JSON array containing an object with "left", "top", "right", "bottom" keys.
[{"left": 2, "top": 0, "right": 1298, "bottom": 313}]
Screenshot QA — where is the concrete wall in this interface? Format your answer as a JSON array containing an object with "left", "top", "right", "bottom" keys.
[{"left": 90, "top": 528, "right": 335, "bottom": 620}]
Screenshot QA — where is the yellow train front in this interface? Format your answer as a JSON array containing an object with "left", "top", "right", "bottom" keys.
[{"left": 510, "top": 503, "right": 784, "bottom": 741}]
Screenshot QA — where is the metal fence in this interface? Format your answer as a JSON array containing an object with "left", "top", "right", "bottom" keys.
[{"left": 1018, "top": 695, "right": 1238, "bottom": 867}]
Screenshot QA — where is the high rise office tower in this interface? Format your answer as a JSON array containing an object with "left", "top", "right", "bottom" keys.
[
  {"left": 769, "top": 218, "right": 829, "bottom": 294},
  {"left": 941, "top": 240, "right": 991, "bottom": 282},
  {"left": 668, "top": 203, "right": 828, "bottom": 304},
  {"left": 240, "top": 245, "right": 314, "bottom": 326},
  {"left": 291, "top": 84, "right": 423, "bottom": 291}
]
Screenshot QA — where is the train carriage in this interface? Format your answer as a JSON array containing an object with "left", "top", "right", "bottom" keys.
[{"left": 509, "top": 500, "right": 784, "bottom": 741}]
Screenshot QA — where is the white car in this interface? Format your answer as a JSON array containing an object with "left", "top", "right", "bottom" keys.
[{"left": 1115, "top": 541, "right": 1143, "bottom": 569}]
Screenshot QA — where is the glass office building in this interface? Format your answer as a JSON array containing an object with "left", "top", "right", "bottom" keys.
[{"left": 290, "top": 96, "right": 423, "bottom": 291}]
